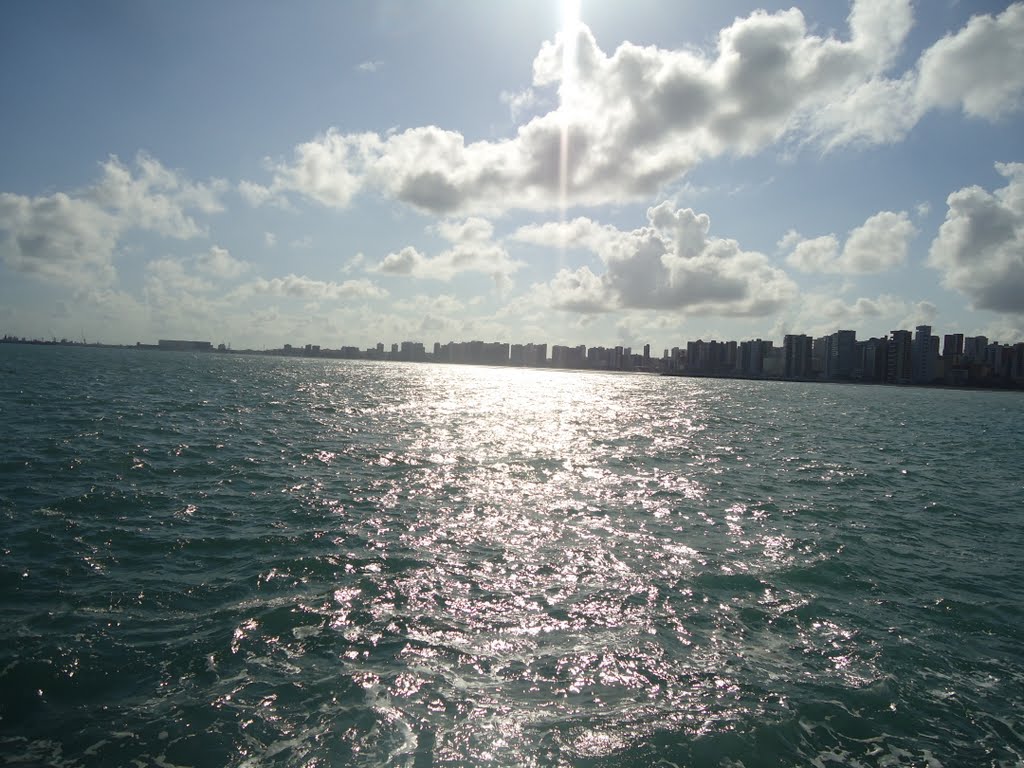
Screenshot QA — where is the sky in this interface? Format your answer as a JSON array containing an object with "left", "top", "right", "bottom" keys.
[{"left": 1, "top": 0, "right": 1023, "bottom": 352}]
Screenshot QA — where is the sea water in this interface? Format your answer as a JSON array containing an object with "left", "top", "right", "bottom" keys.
[{"left": 1, "top": 344, "right": 1022, "bottom": 767}]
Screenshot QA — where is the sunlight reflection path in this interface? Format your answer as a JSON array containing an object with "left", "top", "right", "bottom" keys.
[{"left": 559, "top": 0, "right": 582, "bottom": 239}]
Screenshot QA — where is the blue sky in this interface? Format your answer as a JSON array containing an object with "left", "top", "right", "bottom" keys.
[{"left": 1, "top": 0, "right": 1023, "bottom": 351}]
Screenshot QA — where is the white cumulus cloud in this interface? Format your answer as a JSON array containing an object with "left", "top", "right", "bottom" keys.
[
  {"left": 241, "top": 2, "right": 1024, "bottom": 218},
  {"left": 0, "top": 192, "right": 119, "bottom": 284},
  {"left": 240, "top": 2, "right": 920, "bottom": 215},
  {"left": 234, "top": 275, "right": 389, "bottom": 302},
  {"left": 916, "top": 3, "right": 1024, "bottom": 120},
  {"left": 195, "top": 245, "right": 250, "bottom": 279},
  {"left": 0, "top": 153, "right": 224, "bottom": 285},
  {"left": 243, "top": 3, "right": 1024, "bottom": 219},
  {"left": 928, "top": 162, "right": 1024, "bottom": 314},
  {"left": 531, "top": 202, "right": 797, "bottom": 316},
  {"left": 784, "top": 211, "right": 916, "bottom": 273},
  {"left": 375, "top": 216, "right": 524, "bottom": 289}
]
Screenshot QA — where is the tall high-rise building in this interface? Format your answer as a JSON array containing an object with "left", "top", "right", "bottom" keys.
[
  {"left": 687, "top": 340, "right": 708, "bottom": 373},
  {"left": 964, "top": 336, "right": 988, "bottom": 361},
  {"left": 856, "top": 337, "right": 888, "bottom": 381},
  {"left": 827, "top": 330, "right": 856, "bottom": 378},
  {"left": 783, "top": 334, "right": 813, "bottom": 378},
  {"left": 526, "top": 343, "right": 547, "bottom": 367},
  {"left": 812, "top": 336, "right": 828, "bottom": 376},
  {"left": 943, "top": 334, "right": 964, "bottom": 357},
  {"left": 399, "top": 341, "right": 426, "bottom": 361},
  {"left": 912, "top": 325, "right": 937, "bottom": 383},
  {"left": 1011, "top": 343, "right": 1024, "bottom": 382},
  {"left": 738, "top": 339, "right": 770, "bottom": 376},
  {"left": 887, "top": 330, "right": 912, "bottom": 384}
]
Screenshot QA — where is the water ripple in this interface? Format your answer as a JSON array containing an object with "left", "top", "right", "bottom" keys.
[{"left": 1, "top": 347, "right": 1022, "bottom": 766}]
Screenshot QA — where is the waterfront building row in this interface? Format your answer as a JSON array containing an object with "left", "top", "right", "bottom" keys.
[
  {"left": 15, "top": 326, "right": 1015, "bottom": 387},
  {"left": 246, "top": 327, "right": 1024, "bottom": 386}
]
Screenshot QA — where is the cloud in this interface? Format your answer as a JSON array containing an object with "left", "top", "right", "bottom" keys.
[
  {"left": 145, "top": 257, "right": 211, "bottom": 294},
  {"left": 240, "top": 2, "right": 916, "bottom": 214},
  {"left": 785, "top": 234, "right": 841, "bottom": 273},
  {"left": 789, "top": 291, "right": 916, "bottom": 337},
  {"left": 915, "top": 3, "right": 1024, "bottom": 120},
  {"left": 531, "top": 202, "right": 797, "bottom": 316},
  {"left": 0, "top": 153, "right": 223, "bottom": 285},
  {"left": 810, "top": 73, "right": 918, "bottom": 147},
  {"left": 816, "top": 3, "right": 1024, "bottom": 146},
  {"left": 374, "top": 216, "right": 524, "bottom": 288},
  {"left": 901, "top": 300, "right": 938, "bottom": 330},
  {"left": 544, "top": 266, "right": 610, "bottom": 313},
  {"left": 234, "top": 274, "right": 389, "bottom": 301},
  {"left": 357, "top": 60, "right": 383, "bottom": 73},
  {"left": 971, "top": 318, "right": 1024, "bottom": 345},
  {"left": 776, "top": 229, "right": 804, "bottom": 252},
  {"left": 500, "top": 87, "right": 541, "bottom": 122},
  {"left": 90, "top": 153, "right": 226, "bottom": 238},
  {"left": 342, "top": 252, "right": 365, "bottom": 274},
  {"left": 241, "top": 2, "right": 1024, "bottom": 218},
  {"left": 512, "top": 216, "right": 617, "bottom": 252},
  {"left": 928, "top": 162, "right": 1024, "bottom": 314},
  {"left": 239, "top": 180, "right": 275, "bottom": 207},
  {"left": 142, "top": 247, "right": 249, "bottom": 304},
  {"left": 195, "top": 245, "right": 249, "bottom": 279},
  {"left": 244, "top": 131, "right": 379, "bottom": 208},
  {"left": 0, "top": 192, "right": 119, "bottom": 284},
  {"left": 842, "top": 211, "right": 917, "bottom": 272},
  {"left": 784, "top": 210, "right": 916, "bottom": 273},
  {"left": 264, "top": 232, "right": 276, "bottom": 247},
  {"left": 819, "top": 294, "right": 906, "bottom": 322}
]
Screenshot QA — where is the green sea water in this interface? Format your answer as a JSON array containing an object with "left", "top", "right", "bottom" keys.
[{"left": 1, "top": 344, "right": 1022, "bottom": 767}]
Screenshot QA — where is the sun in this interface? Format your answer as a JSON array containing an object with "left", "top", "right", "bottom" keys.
[{"left": 561, "top": 0, "right": 581, "bottom": 40}]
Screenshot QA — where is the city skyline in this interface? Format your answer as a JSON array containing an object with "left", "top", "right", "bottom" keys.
[
  {"left": 6, "top": 320, "right": 1022, "bottom": 388},
  {"left": 2, "top": 2, "right": 1023, "bottom": 351}
]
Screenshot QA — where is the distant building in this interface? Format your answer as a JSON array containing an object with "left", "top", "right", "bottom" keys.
[
  {"left": 827, "top": 330, "right": 856, "bottom": 379},
  {"left": 811, "top": 336, "right": 828, "bottom": 377},
  {"left": 887, "top": 330, "right": 912, "bottom": 384},
  {"left": 439, "top": 340, "right": 509, "bottom": 365},
  {"left": 398, "top": 341, "right": 426, "bottom": 362},
  {"left": 912, "top": 325, "right": 937, "bottom": 383},
  {"left": 856, "top": 337, "right": 888, "bottom": 381},
  {"left": 669, "top": 347, "right": 684, "bottom": 373},
  {"left": 687, "top": 340, "right": 708, "bottom": 373},
  {"left": 763, "top": 347, "right": 784, "bottom": 377},
  {"left": 1011, "top": 343, "right": 1024, "bottom": 383},
  {"left": 157, "top": 339, "right": 212, "bottom": 352},
  {"left": 551, "top": 344, "right": 585, "bottom": 368},
  {"left": 525, "top": 343, "right": 547, "bottom": 367},
  {"left": 783, "top": 334, "right": 812, "bottom": 379},
  {"left": 943, "top": 334, "right": 964, "bottom": 357},
  {"left": 738, "top": 339, "right": 770, "bottom": 377},
  {"left": 964, "top": 336, "right": 988, "bottom": 362}
]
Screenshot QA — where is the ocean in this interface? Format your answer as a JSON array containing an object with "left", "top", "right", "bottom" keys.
[{"left": 1, "top": 344, "right": 1022, "bottom": 767}]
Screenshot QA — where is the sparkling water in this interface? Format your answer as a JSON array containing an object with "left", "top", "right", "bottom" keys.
[{"left": 2, "top": 345, "right": 1022, "bottom": 766}]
